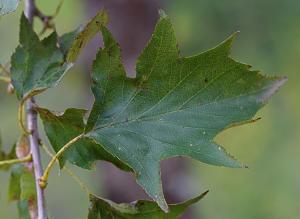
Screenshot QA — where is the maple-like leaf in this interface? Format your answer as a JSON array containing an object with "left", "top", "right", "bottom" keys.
[
  {"left": 39, "top": 11, "right": 286, "bottom": 212},
  {"left": 10, "top": 14, "right": 72, "bottom": 100},
  {"left": 88, "top": 191, "right": 208, "bottom": 219},
  {"left": 84, "top": 12, "right": 286, "bottom": 211}
]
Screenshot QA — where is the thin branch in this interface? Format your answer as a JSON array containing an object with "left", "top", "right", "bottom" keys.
[
  {"left": 39, "top": 134, "right": 85, "bottom": 188},
  {"left": 35, "top": 0, "right": 65, "bottom": 36},
  {"left": 24, "top": 1, "right": 47, "bottom": 219},
  {"left": 24, "top": 0, "right": 36, "bottom": 23},
  {"left": 0, "top": 154, "right": 32, "bottom": 166},
  {"left": 27, "top": 99, "right": 46, "bottom": 219}
]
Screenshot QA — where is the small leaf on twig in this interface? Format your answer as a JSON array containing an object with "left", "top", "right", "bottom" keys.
[
  {"left": 10, "top": 14, "right": 73, "bottom": 100},
  {"left": 88, "top": 191, "right": 208, "bottom": 219}
]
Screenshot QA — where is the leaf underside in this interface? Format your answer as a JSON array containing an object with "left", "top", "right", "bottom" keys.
[
  {"left": 38, "top": 11, "right": 286, "bottom": 212},
  {"left": 0, "top": 0, "right": 19, "bottom": 16},
  {"left": 88, "top": 190, "right": 208, "bottom": 219}
]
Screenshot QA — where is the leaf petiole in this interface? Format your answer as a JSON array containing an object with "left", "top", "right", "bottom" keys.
[
  {"left": 18, "top": 98, "right": 32, "bottom": 135},
  {"left": 0, "top": 154, "right": 32, "bottom": 167},
  {"left": 40, "top": 141, "right": 92, "bottom": 195},
  {"left": 39, "top": 133, "right": 85, "bottom": 188}
]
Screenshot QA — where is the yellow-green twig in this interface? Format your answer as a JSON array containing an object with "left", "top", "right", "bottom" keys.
[
  {"left": 0, "top": 75, "right": 10, "bottom": 83},
  {"left": 40, "top": 142, "right": 92, "bottom": 195},
  {"left": 0, "top": 63, "right": 10, "bottom": 76},
  {"left": 0, "top": 154, "right": 32, "bottom": 167},
  {"left": 39, "top": 133, "right": 84, "bottom": 188}
]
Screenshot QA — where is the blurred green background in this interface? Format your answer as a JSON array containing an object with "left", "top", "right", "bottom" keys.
[{"left": 0, "top": 0, "right": 298, "bottom": 218}]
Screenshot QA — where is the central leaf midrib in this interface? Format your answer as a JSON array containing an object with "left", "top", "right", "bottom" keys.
[{"left": 91, "top": 83, "right": 271, "bottom": 133}]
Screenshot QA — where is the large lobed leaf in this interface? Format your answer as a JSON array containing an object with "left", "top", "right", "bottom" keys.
[
  {"left": 88, "top": 191, "right": 208, "bottom": 219},
  {"left": 10, "top": 14, "right": 73, "bottom": 100},
  {"left": 39, "top": 11, "right": 286, "bottom": 212},
  {"left": 0, "top": 0, "right": 19, "bottom": 16}
]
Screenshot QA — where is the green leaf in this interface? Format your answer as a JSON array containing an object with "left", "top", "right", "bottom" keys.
[
  {"left": 8, "top": 164, "right": 23, "bottom": 201},
  {"left": 0, "top": 135, "right": 17, "bottom": 171},
  {"left": 66, "top": 10, "right": 108, "bottom": 63},
  {"left": 20, "top": 171, "right": 36, "bottom": 204},
  {"left": 83, "top": 13, "right": 286, "bottom": 211},
  {"left": 59, "top": 27, "right": 82, "bottom": 57},
  {"left": 17, "top": 200, "right": 31, "bottom": 219},
  {"left": 0, "top": 0, "right": 19, "bottom": 16},
  {"left": 88, "top": 191, "right": 208, "bottom": 219},
  {"left": 8, "top": 164, "right": 36, "bottom": 219},
  {"left": 10, "top": 13, "right": 73, "bottom": 100},
  {"left": 37, "top": 107, "right": 131, "bottom": 171},
  {"left": 8, "top": 164, "right": 36, "bottom": 203}
]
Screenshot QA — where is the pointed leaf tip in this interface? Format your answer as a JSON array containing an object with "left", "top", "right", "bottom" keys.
[
  {"left": 259, "top": 76, "right": 287, "bottom": 104},
  {"left": 213, "top": 31, "right": 239, "bottom": 56},
  {"left": 158, "top": 9, "right": 168, "bottom": 18},
  {"left": 66, "top": 9, "right": 109, "bottom": 63}
]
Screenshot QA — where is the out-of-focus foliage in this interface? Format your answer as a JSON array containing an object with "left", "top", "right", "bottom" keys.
[{"left": 0, "top": 136, "right": 16, "bottom": 171}]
